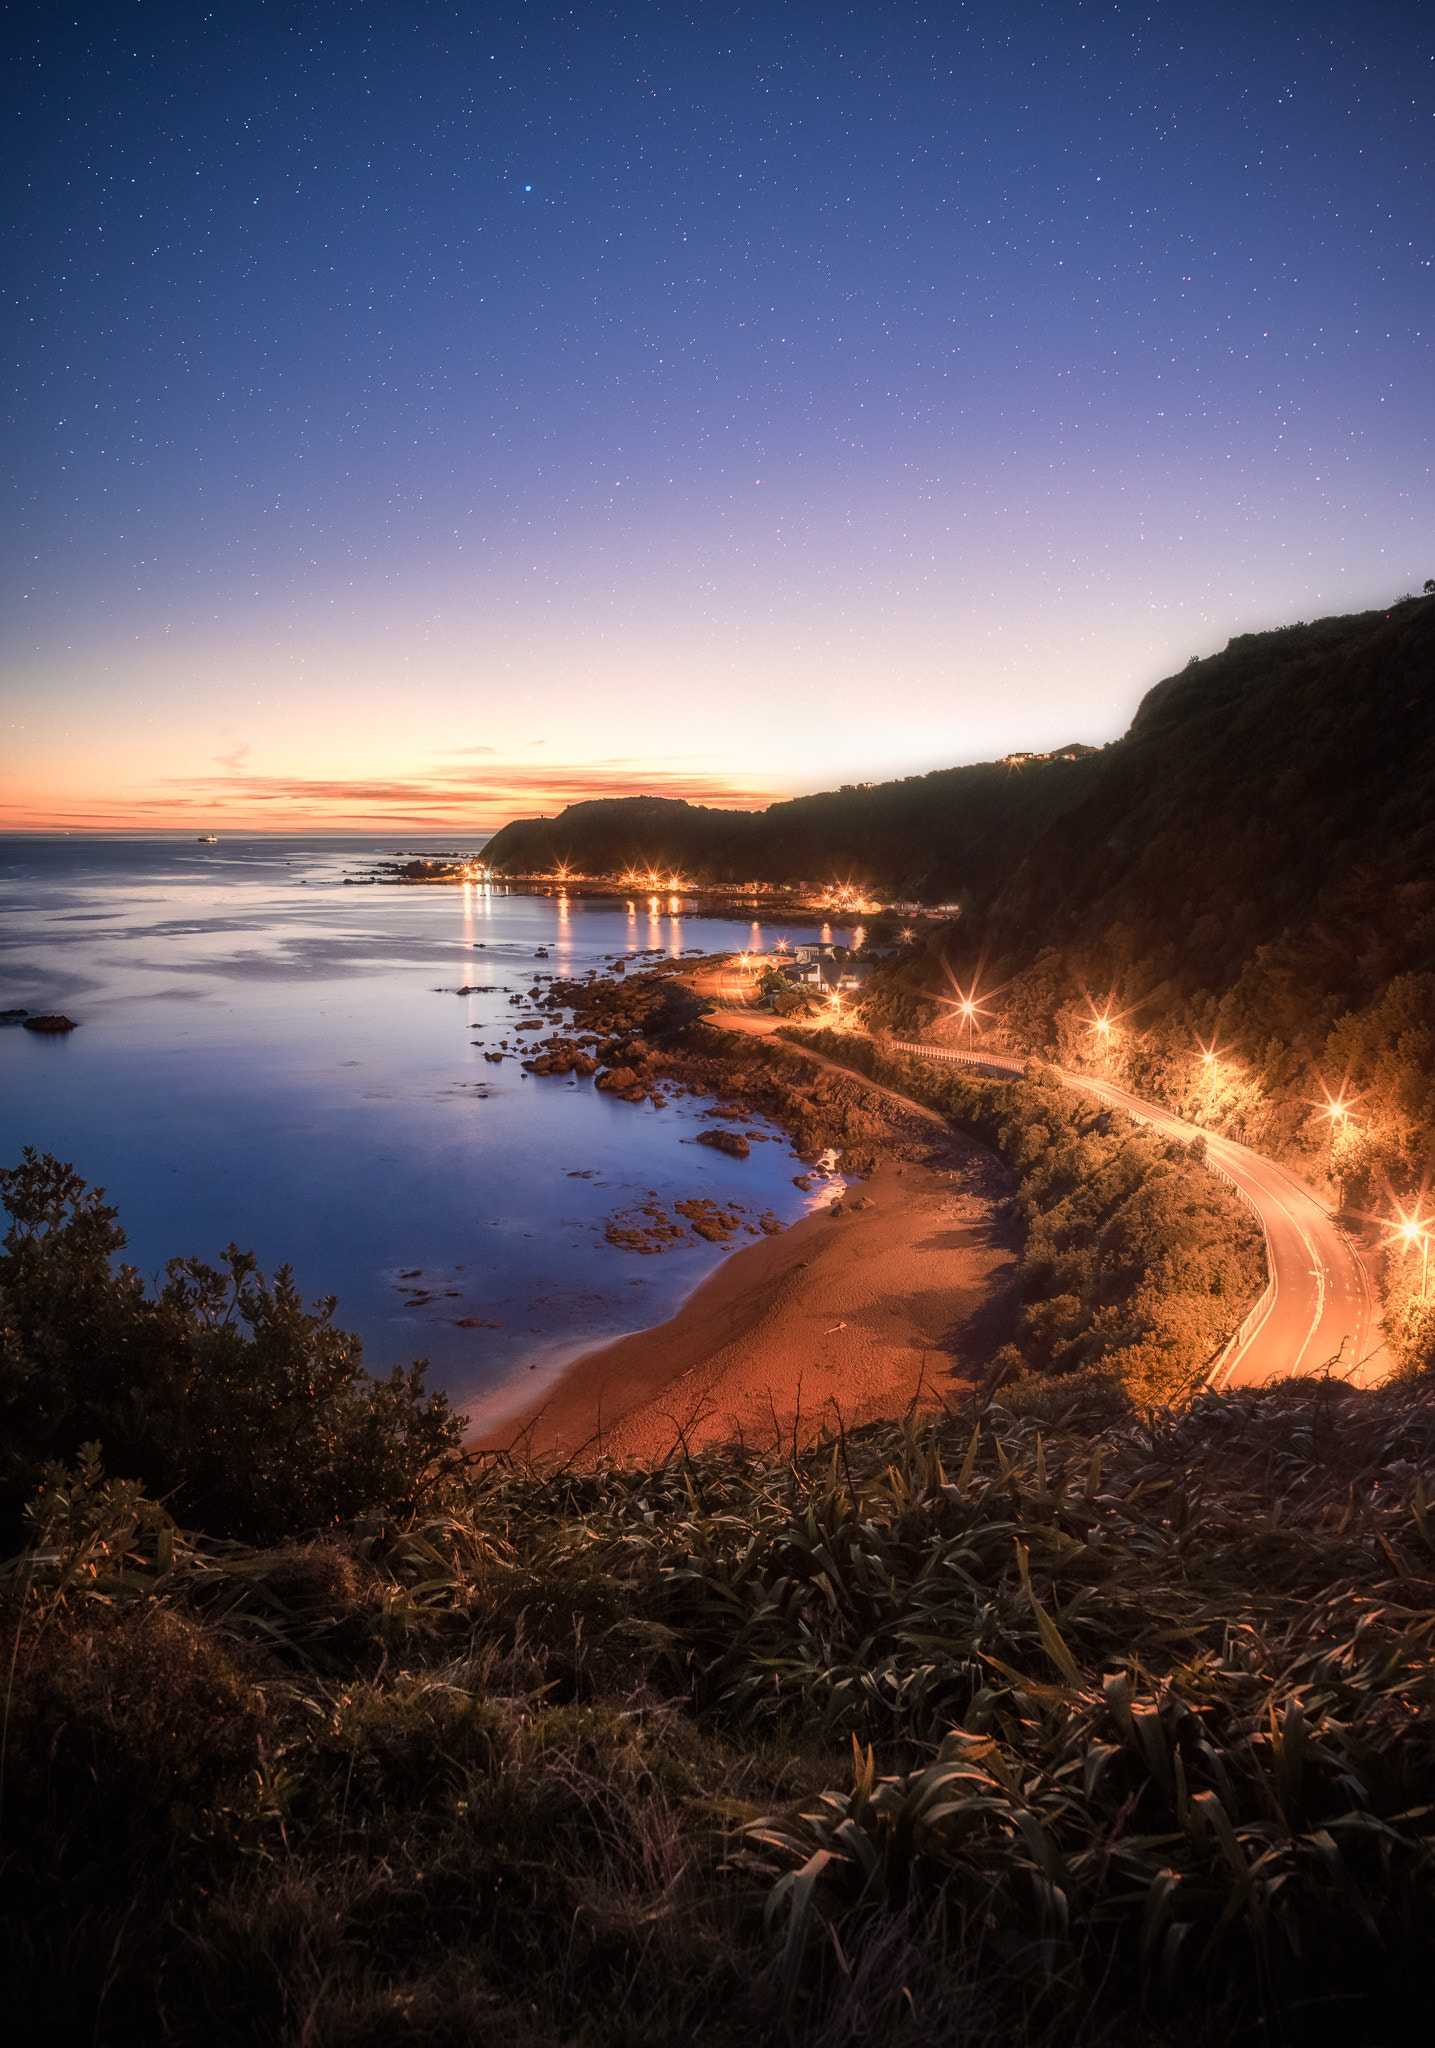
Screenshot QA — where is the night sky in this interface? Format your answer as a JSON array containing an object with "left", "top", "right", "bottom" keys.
[{"left": 6, "top": 2, "right": 1433, "bottom": 831}]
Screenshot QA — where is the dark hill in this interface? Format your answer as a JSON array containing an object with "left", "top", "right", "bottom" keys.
[
  {"left": 481, "top": 754, "right": 1107, "bottom": 904},
  {"left": 988, "top": 594, "right": 1435, "bottom": 989}
]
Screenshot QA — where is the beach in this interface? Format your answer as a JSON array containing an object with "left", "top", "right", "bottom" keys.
[{"left": 480, "top": 1129, "right": 1020, "bottom": 1464}]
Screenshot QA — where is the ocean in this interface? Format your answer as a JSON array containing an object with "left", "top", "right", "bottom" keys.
[{"left": 0, "top": 835, "right": 851, "bottom": 1423}]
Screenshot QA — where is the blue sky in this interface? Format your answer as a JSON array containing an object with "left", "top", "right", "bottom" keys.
[{"left": 5, "top": 1, "right": 1432, "bottom": 828}]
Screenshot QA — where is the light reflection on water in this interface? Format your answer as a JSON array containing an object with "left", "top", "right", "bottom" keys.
[{"left": 0, "top": 836, "right": 850, "bottom": 1416}]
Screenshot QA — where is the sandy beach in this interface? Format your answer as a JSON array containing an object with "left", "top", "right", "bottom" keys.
[{"left": 479, "top": 1129, "right": 1019, "bottom": 1465}]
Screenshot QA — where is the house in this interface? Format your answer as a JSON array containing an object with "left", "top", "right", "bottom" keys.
[{"left": 795, "top": 956, "right": 874, "bottom": 993}]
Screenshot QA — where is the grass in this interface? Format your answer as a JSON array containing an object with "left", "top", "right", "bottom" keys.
[{"left": 3, "top": 1377, "right": 1434, "bottom": 2046}]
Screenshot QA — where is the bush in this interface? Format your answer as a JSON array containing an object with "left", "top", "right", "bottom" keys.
[{"left": 0, "top": 1150, "right": 465, "bottom": 1545}]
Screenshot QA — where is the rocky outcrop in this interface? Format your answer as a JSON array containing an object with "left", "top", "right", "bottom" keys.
[{"left": 696, "top": 1128, "right": 750, "bottom": 1159}]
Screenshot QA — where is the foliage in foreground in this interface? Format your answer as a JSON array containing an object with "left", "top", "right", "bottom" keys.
[
  {"left": 3, "top": 1381, "right": 1434, "bottom": 2047},
  {"left": 0, "top": 1150, "right": 464, "bottom": 1547},
  {"left": 790, "top": 1030, "right": 1266, "bottom": 1405}
]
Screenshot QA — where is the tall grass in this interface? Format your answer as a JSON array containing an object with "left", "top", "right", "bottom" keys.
[{"left": 3, "top": 1376, "right": 1433, "bottom": 2044}]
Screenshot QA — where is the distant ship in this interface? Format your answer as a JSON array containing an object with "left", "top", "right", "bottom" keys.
[{"left": 197, "top": 834, "right": 218, "bottom": 843}]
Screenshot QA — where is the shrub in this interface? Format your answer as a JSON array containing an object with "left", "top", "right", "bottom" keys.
[{"left": 0, "top": 1150, "right": 465, "bottom": 1545}]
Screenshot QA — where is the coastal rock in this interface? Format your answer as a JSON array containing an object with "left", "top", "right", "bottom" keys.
[
  {"left": 696, "top": 1128, "right": 750, "bottom": 1159},
  {"left": 603, "top": 1201, "right": 688, "bottom": 1253},
  {"left": 675, "top": 1198, "right": 741, "bottom": 1242},
  {"left": 597, "top": 1065, "right": 639, "bottom": 1093},
  {"left": 23, "top": 1015, "right": 78, "bottom": 1034}
]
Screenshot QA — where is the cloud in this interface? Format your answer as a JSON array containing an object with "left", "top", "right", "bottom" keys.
[
  {"left": 212, "top": 742, "right": 252, "bottom": 772},
  {"left": 436, "top": 744, "right": 498, "bottom": 757},
  {"left": 8, "top": 761, "right": 781, "bottom": 832}
]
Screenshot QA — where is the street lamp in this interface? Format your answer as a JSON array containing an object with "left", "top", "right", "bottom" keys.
[
  {"left": 1397, "top": 1216, "right": 1430, "bottom": 1300},
  {"left": 940, "top": 978, "right": 991, "bottom": 1049}
]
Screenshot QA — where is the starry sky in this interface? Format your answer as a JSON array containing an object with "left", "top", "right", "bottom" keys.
[{"left": 6, "top": 1, "right": 1433, "bottom": 833}]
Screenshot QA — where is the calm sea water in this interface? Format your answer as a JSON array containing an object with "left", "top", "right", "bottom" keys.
[{"left": 0, "top": 836, "right": 850, "bottom": 1422}]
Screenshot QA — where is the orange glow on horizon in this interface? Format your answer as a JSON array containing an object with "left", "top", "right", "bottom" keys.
[{"left": 1, "top": 762, "right": 782, "bottom": 834}]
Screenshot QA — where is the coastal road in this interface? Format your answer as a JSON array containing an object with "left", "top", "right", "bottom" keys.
[{"left": 886, "top": 1041, "right": 1388, "bottom": 1389}]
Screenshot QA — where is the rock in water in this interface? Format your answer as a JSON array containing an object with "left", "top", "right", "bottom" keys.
[
  {"left": 23, "top": 1015, "right": 78, "bottom": 1034},
  {"left": 696, "top": 1128, "right": 750, "bottom": 1158}
]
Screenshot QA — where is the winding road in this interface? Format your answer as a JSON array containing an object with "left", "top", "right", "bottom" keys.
[
  {"left": 691, "top": 963, "right": 1389, "bottom": 1388},
  {"left": 888, "top": 1041, "right": 1389, "bottom": 1389}
]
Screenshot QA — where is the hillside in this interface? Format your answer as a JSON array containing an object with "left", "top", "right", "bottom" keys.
[
  {"left": 988, "top": 594, "right": 1435, "bottom": 993},
  {"left": 481, "top": 750, "right": 1106, "bottom": 903},
  {"left": 859, "top": 593, "right": 1435, "bottom": 1372}
]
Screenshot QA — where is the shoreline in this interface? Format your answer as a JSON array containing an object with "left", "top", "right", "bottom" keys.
[{"left": 475, "top": 1138, "right": 1020, "bottom": 1466}]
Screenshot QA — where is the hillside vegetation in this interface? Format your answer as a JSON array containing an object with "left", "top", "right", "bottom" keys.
[
  {"left": 6, "top": 1333, "right": 1434, "bottom": 2045},
  {"left": 845, "top": 595, "right": 1435, "bottom": 1373}
]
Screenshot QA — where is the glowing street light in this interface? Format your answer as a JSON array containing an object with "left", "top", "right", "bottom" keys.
[
  {"left": 1314, "top": 1083, "right": 1364, "bottom": 1132},
  {"left": 941, "top": 979, "right": 991, "bottom": 1050},
  {"left": 1389, "top": 1207, "right": 1431, "bottom": 1299},
  {"left": 1082, "top": 1003, "right": 1118, "bottom": 1058}
]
